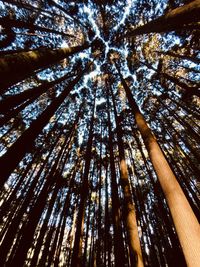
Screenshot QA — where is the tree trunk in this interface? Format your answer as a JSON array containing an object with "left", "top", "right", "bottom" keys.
[
  {"left": 29, "top": 183, "right": 60, "bottom": 267},
  {"left": 0, "top": 64, "right": 91, "bottom": 186},
  {"left": 48, "top": 0, "right": 87, "bottom": 27},
  {"left": 0, "top": 42, "right": 91, "bottom": 91},
  {"left": 155, "top": 50, "right": 200, "bottom": 65},
  {"left": 115, "top": 62, "right": 200, "bottom": 267},
  {"left": 0, "top": 72, "right": 76, "bottom": 114},
  {"left": 108, "top": 78, "right": 144, "bottom": 267},
  {"left": 140, "top": 60, "right": 200, "bottom": 97},
  {"left": 124, "top": 0, "right": 200, "bottom": 36},
  {"left": 2, "top": 0, "right": 65, "bottom": 21},
  {"left": 0, "top": 17, "right": 75, "bottom": 38},
  {"left": 71, "top": 95, "right": 96, "bottom": 267},
  {"left": 106, "top": 87, "right": 126, "bottom": 266}
]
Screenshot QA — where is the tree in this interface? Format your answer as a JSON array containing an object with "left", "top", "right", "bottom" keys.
[
  {"left": 124, "top": 0, "right": 200, "bottom": 37},
  {"left": 114, "top": 60, "right": 200, "bottom": 267},
  {"left": 0, "top": 42, "right": 92, "bottom": 92},
  {"left": 0, "top": 1, "right": 199, "bottom": 266}
]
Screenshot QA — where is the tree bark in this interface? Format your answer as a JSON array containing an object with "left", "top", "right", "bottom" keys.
[
  {"left": 71, "top": 95, "right": 96, "bottom": 267},
  {"left": 0, "top": 17, "right": 75, "bottom": 38},
  {"left": 155, "top": 50, "right": 200, "bottom": 65},
  {"left": 0, "top": 64, "right": 91, "bottom": 187},
  {"left": 115, "top": 61, "right": 200, "bottom": 267},
  {"left": 108, "top": 78, "right": 144, "bottom": 267},
  {"left": 0, "top": 42, "right": 91, "bottom": 91},
  {"left": 0, "top": 72, "right": 76, "bottom": 114},
  {"left": 124, "top": 0, "right": 200, "bottom": 36},
  {"left": 106, "top": 86, "right": 126, "bottom": 266}
]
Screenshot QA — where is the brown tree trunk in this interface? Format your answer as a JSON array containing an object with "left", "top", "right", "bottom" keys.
[
  {"left": 106, "top": 87, "right": 126, "bottom": 266},
  {"left": 0, "top": 64, "right": 91, "bottom": 186},
  {"left": 115, "top": 62, "right": 200, "bottom": 267},
  {"left": 71, "top": 96, "right": 96, "bottom": 267},
  {"left": 5, "top": 125, "right": 72, "bottom": 266},
  {"left": 0, "top": 42, "right": 91, "bottom": 91},
  {"left": 124, "top": 0, "right": 200, "bottom": 36},
  {"left": 104, "top": 164, "right": 111, "bottom": 267},
  {"left": 0, "top": 17, "right": 75, "bottom": 38},
  {"left": 0, "top": 72, "right": 76, "bottom": 114},
  {"left": 108, "top": 78, "right": 144, "bottom": 267},
  {"left": 155, "top": 50, "right": 200, "bottom": 65},
  {"left": 2, "top": 0, "right": 65, "bottom": 21},
  {"left": 140, "top": 60, "right": 200, "bottom": 97}
]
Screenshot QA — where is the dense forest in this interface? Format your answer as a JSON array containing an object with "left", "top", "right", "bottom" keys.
[{"left": 0, "top": 0, "right": 200, "bottom": 266}]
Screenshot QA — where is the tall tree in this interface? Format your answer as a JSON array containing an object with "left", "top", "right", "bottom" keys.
[
  {"left": 71, "top": 92, "right": 96, "bottom": 267},
  {"left": 0, "top": 1, "right": 199, "bottom": 266},
  {"left": 0, "top": 42, "right": 92, "bottom": 91},
  {"left": 114, "top": 60, "right": 200, "bottom": 267},
  {"left": 0, "top": 63, "right": 92, "bottom": 186},
  {"left": 124, "top": 0, "right": 200, "bottom": 37}
]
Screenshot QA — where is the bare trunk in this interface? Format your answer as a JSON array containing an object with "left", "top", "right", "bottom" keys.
[
  {"left": 71, "top": 96, "right": 96, "bottom": 267},
  {"left": 124, "top": 0, "right": 200, "bottom": 36},
  {"left": 116, "top": 63, "right": 200, "bottom": 267},
  {"left": 0, "top": 42, "right": 91, "bottom": 91},
  {"left": 108, "top": 78, "right": 144, "bottom": 267},
  {"left": 0, "top": 65, "right": 90, "bottom": 186}
]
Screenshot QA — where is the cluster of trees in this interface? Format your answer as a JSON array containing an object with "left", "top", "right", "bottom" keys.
[{"left": 0, "top": 0, "right": 199, "bottom": 266}]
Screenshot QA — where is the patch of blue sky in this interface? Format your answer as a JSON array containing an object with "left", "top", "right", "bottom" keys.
[
  {"left": 113, "top": 0, "right": 132, "bottom": 31},
  {"left": 161, "top": 32, "right": 182, "bottom": 51},
  {"left": 83, "top": 5, "right": 101, "bottom": 39},
  {"left": 0, "top": 1, "right": 7, "bottom": 15},
  {"left": 83, "top": 67, "right": 100, "bottom": 85}
]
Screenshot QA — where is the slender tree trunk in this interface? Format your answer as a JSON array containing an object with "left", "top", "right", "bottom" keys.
[
  {"left": 0, "top": 64, "right": 91, "bottom": 187},
  {"left": 0, "top": 42, "right": 91, "bottom": 91},
  {"left": 124, "top": 0, "right": 200, "bottom": 36},
  {"left": 0, "top": 72, "right": 75, "bottom": 114},
  {"left": 0, "top": 17, "right": 75, "bottom": 38},
  {"left": 7, "top": 176, "right": 57, "bottom": 266},
  {"left": 67, "top": 206, "right": 78, "bottom": 267},
  {"left": 106, "top": 86, "right": 127, "bottom": 266},
  {"left": 0, "top": 152, "right": 38, "bottom": 222},
  {"left": 82, "top": 191, "right": 92, "bottom": 266},
  {"left": 29, "top": 183, "right": 60, "bottom": 267},
  {"left": 96, "top": 123, "right": 103, "bottom": 267},
  {"left": 115, "top": 62, "right": 200, "bottom": 267},
  {"left": 154, "top": 50, "right": 200, "bottom": 65},
  {"left": 162, "top": 72, "right": 200, "bottom": 97},
  {"left": 38, "top": 207, "right": 60, "bottom": 266},
  {"left": 4, "top": 127, "right": 70, "bottom": 266},
  {"left": 104, "top": 165, "right": 111, "bottom": 267},
  {"left": 108, "top": 78, "right": 144, "bottom": 267},
  {"left": 71, "top": 95, "right": 96, "bottom": 267},
  {"left": 0, "top": 142, "right": 59, "bottom": 266},
  {"left": 48, "top": 0, "right": 87, "bottom": 27},
  {"left": 141, "top": 60, "right": 200, "bottom": 97},
  {"left": 2, "top": 0, "right": 65, "bottom": 21}
]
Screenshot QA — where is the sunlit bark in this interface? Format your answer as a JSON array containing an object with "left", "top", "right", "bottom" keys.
[
  {"left": 115, "top": 61, "right": 200, "bottom": 267},
  {"left": 0, "top": 42, "right": 91, "bottom": 91},
  {"left": 108, "top": 78, "right": 144, "bottom": 267}
]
